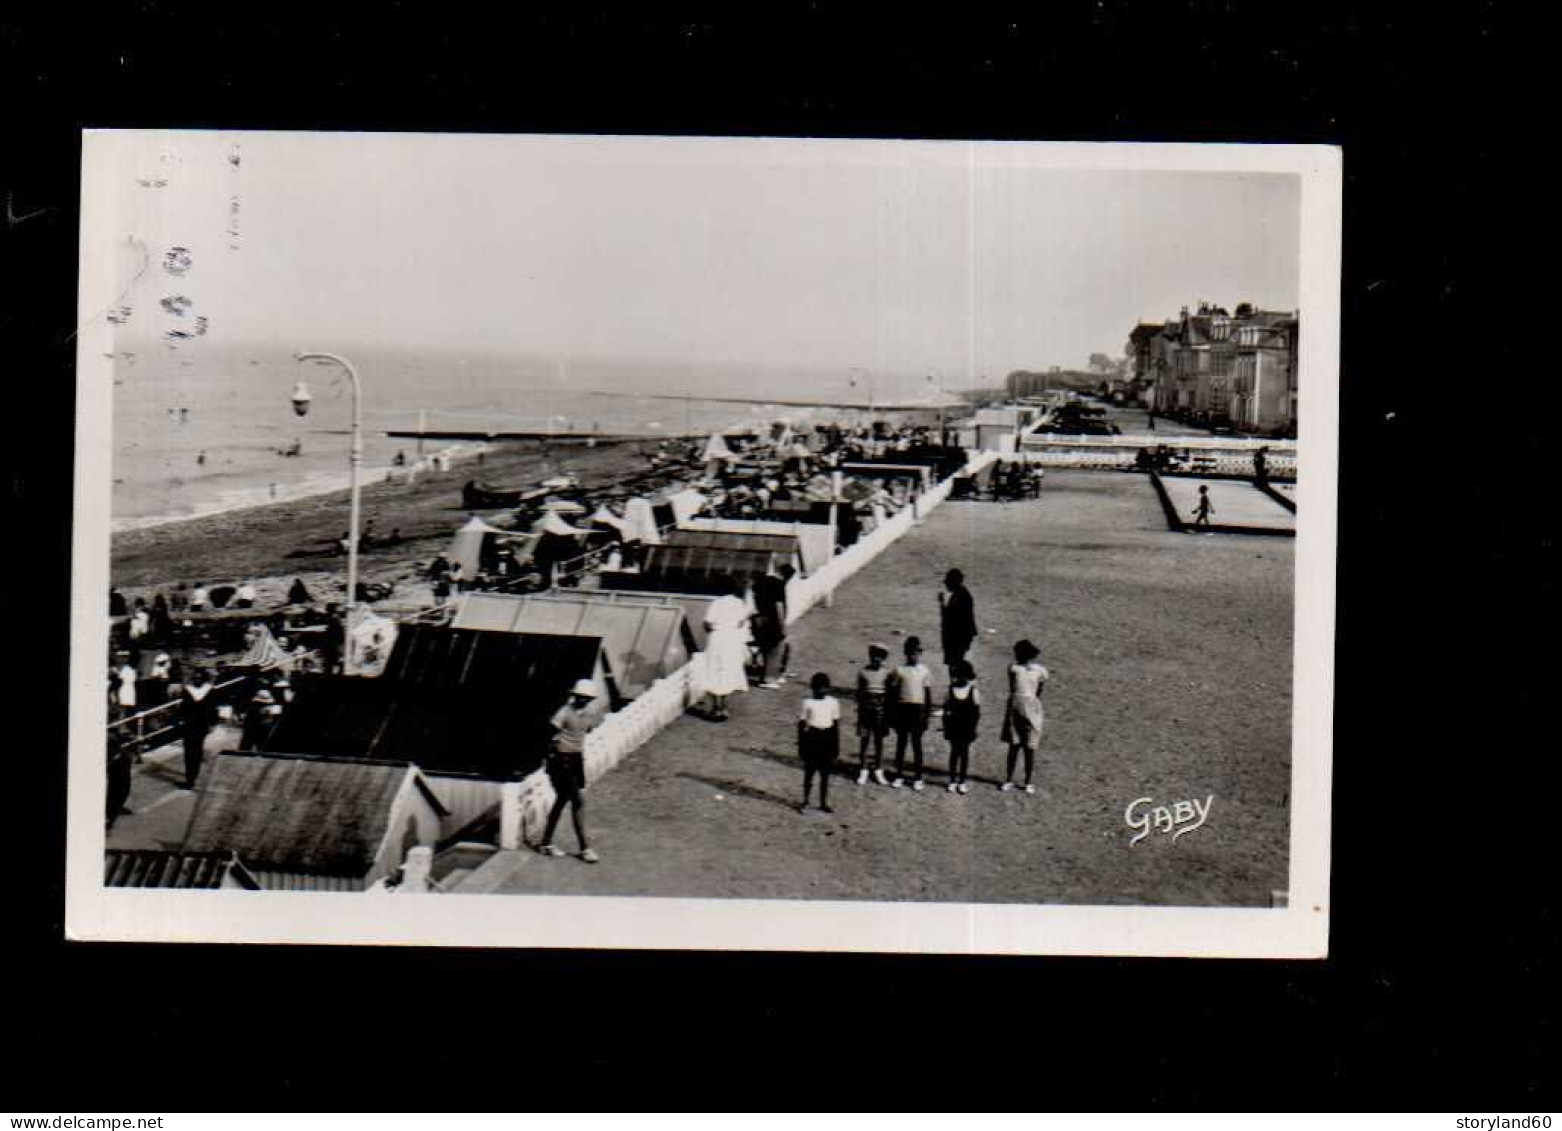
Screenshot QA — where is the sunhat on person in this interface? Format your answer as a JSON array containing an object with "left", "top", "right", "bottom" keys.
[{"left": 569, "top": 679, "right": 598, "bottom": 700}]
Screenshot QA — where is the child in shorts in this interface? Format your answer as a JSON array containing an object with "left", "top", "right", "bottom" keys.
[
  {"left": 797, "top": 672, "right": 842, "bottom": 813},
  {"left": 887, "top": 636, "right": 933, "bottom": 791},
  {"left": 855, "top": 642, "right": 892, "bottom": 785}
]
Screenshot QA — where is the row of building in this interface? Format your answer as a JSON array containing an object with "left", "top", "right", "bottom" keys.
[{"left": 1126, "top": 302, "right": 1300, "bottom": 436}]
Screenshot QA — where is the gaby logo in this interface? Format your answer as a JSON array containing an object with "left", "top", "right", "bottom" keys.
[{"left": 1125, "top": 794, "right": 1214, "bottom": 846}]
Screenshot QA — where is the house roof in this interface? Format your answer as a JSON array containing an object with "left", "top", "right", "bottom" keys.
[
  {"left": 104, "top": 849, "right": 261, "bottom": 890},
  {"left": 181, "top": 753, "right": 446, "bottom": 877},
  {"left": 264, "top": 627, "right": 611, "bottom": 778}
]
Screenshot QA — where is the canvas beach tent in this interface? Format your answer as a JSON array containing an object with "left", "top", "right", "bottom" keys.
[
  {"left": 666, "top": 488, "right": 707, "bottom": 524},
  {"left": 701, "top": 432, "right": 736, "bottom": 475},
  {"left": 621, "top": 497, "right": 664, "bottom": 544},
  {"left": 447, "top": 515, "right": 515, "bottom": 578}
]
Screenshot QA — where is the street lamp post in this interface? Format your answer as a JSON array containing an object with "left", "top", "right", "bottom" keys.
[{"left": 293, "top": 350, "right": 363, "bottom": 675}]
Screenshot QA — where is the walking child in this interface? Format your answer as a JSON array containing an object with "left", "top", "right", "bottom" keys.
[
  {"left": 538, "top": 679, "right": 604, "bottom": 863},
  {"left": 797, "top": 672, "right": 842, "bottom": 813},
  {"left": 887, "top": 636, "right": 933, "bottom": 791},
  {"left": 1192, "top": 484, "right": 1215, "bottom": 528},
  {"left": 1000, "top": 639, "right": 1049, "bottom": 794},
  {"left": 855, "top": 643, "right": 892, "bottom": 785},
  {"left": 942, "top": 659, "right": 981, "bottom": 794}
]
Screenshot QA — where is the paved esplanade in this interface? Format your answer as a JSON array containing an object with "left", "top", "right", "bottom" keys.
[
  {"left": 1160, "top": 476, "right": 1296, "bottom": 532},
  {"left": 494, "top": 471, "right": 1294, "bottom": 907}
]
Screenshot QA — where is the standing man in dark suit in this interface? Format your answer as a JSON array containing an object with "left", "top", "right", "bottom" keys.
[
  {"left": 177, "top": 669, "right": 218, "bottom": 789},
  {"left": 939, "top": 568, "right": 978, "bottom": 674}
]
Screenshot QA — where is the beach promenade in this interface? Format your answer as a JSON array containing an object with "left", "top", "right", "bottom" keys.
[{"left": 493, "top": 470, "right": 1294, "bottom": 907}]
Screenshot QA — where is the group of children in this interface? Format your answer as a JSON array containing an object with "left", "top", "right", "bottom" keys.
[{"left": 794, "top": 635, "right": 1050, "bottom": 813}]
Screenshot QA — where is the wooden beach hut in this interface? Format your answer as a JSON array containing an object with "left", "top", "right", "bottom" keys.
[
  {"left": 598, "top": 543, "right": 782, "bottom": 596},
  {"left": 660, "top": 529, "right": 804, "bottom": 576},
  {"left": 452, "top": 590, "right": 695, "bottom": 699},
  {"left": 180, "top": 752, "right": 449, "bottom": 892},
  {"left": 675, "top": 517, "right": 834, "bottom": 575},
  {"left": 264, "top": 625, "right": 615, "bottom": 780}
]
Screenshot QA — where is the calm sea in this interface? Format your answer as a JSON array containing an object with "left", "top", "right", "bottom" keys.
[{"left": 108, "top": 351, "right": 851, "bottom": 530}]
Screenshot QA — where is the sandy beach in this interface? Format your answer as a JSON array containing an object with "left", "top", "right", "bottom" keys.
[{"left": 109, "top": 438, "right": 669, "bottom": 609}]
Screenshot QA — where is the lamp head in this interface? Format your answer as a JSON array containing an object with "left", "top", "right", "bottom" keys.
[{"left": 290, "top": 379, "right": 312, "bottom": 417}]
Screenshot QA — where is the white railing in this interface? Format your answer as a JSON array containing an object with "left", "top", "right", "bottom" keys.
[
  {"left": 1021, "top": 433, "right": 1297, "bottom": 452},
  {"left": 1010, "top": 446, "right": 1297, "bottom": 477},
  {"left": 498, "top": 660, "right": 697, "bottom": 849}
]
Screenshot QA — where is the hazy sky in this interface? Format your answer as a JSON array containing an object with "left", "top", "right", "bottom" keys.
[{"left": 94, "top": 132, "right": 1299, "bottom": 395}]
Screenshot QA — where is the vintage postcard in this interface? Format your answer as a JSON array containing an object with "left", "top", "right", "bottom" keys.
[{"left": 67, "top": 132, "right": 1339, "bottom": 955}]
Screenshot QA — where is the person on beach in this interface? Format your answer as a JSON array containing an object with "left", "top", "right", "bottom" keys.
[
  {"left": 177, "top": 669, "right": 217, "bottom": 789},
  {"left": 106, "top": 731, "right": 133, "bottom": 828},
  {"left": 700, "top": 576, "right": 752, "bottom": 721},
  {"left": 115, "top": 656, "right": 139, "bottom": 719},
  {"left": 854, "top": 643, "right": 892, "bottom": 785},
  {"left": 942, "top": 660, "right": 981, "bottom": 794},
  {"left": 887, "top": 636, "right": 933, "bottom": 791},
  {"left": 190, "top": 583, "right": 209, "bottom": 612},
  {"left": 797, "top": 672, "right": 841, "bottom": 813},
  {"left": 286, "top": 578, "right": 312, "bottom": 606},
  {"left": 150, "top": 593, "right": 172, "bottom": 641},
  {"left": 538, "top": 679, "right": 604, "bottom": 863},
  {"left": 1000, "top": 639, "right": 1049, "bottom": 794},
  {"left": 128, "top": 599, "right": 150, "bottom": 643},
  {"left": 240, "top": 687, "right": 281, "bottom": 751},
  {"left": 109, "top": 589, "right": 127, "bottom": 617},
  {"left": 752, "top": 564, "right": 794, "bottom": 689},
  {"left": 1192, "top": 485, "right": 1215, "bottom": 528},
  {"left": 1254, "top": 446, "right": 1270, "bottom": 485},
  {"left": 447, "top": 560, "right": 465, "bottom": 594},
  {"left": 196, "top": 450, "right": 206, "bottom": 466},
  {"left": 939, "top": 568, "right": 977, "bottom": 673}
]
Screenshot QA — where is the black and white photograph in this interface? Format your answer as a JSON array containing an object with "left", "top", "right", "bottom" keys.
[{"left": 66, "top": 132, "right": 1339, "bottom": 955}]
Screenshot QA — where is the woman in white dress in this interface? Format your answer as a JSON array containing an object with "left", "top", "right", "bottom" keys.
[
  {"left": 1000, "top": 638, "right": 1049, "bottom": 793},
  {"left": 701, "top": 576, "right": 752, "bottom": 721}
]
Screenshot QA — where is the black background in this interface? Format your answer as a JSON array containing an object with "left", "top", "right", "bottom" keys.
[{"left": 3, "top": 1, "right": 1553, "bottom": 1107}]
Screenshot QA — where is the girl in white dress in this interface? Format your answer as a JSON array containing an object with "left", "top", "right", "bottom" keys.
[
  {"left": 701, "top": 576, "right": 752, "bottom": 721},
  {"left": 1000, "top": 639, "right": 1049, "bottom": 793}
]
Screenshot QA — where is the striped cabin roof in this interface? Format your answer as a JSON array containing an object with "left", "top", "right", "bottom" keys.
[{"left": 104, "top": 848, "right": 261, "bottom": 890}]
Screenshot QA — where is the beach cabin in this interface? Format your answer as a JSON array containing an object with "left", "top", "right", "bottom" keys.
[
  {"left": 598, "top": 543, "right": 782, "bottom": 596},
  {"left": 264, "top": 625, "right": 615, "bottom": 782},
  {"left": 660, "top": 529, "right": 805, "bottom": 577},
  {"left": 180, "top": 752, "right": 449, "bottom": 892},
  {"left": 453, "top": 590, "right": 694, "bottom": 699},
  {"left": 526, "top": 588, "right": 721, "bottom": 650},
  {"left": 676, "top": 517, "right": 835, "bottom": 575}
]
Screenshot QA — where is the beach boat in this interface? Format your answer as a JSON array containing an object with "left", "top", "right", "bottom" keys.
[{"left": 461, "top": 479, "right": 529, "bottom": 509}]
